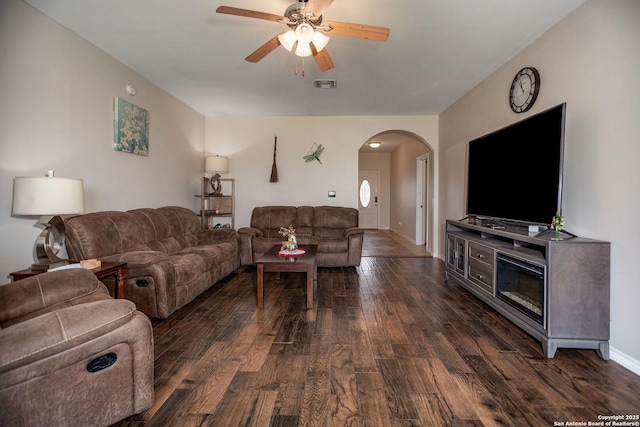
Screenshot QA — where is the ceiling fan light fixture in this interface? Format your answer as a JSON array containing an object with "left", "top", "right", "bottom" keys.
[
  {"left": 295, "top": 22, "right": 314, "bottom": 44},
  {"left": 295, "top": 42, "right": 313, "bottom": 57},
  {"left": 278, "top": 30, "right": 297, "bottom": 51},
  {"left": 311, "top": 30, "right": 329, "bottom": 52}
]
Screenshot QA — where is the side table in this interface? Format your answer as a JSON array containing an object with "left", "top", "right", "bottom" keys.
[{"left": 9, "top": 261, "right": 128, "bottom": 299}]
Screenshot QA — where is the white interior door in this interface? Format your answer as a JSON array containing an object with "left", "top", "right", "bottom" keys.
[
  {"left": 358, "top": 171, "right": 379, "bottom": 229},
  {"left": 415, "top": 155, "right": 429, "bottom": 246}
]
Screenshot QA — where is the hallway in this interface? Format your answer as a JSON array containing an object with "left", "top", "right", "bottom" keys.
[{"left": 361, "top": 229, "right": 431, "bottom": 258}]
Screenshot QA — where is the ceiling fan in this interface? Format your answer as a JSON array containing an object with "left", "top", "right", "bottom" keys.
[{"left": 216, "top": 0, "right": 390, "bottom": 72}]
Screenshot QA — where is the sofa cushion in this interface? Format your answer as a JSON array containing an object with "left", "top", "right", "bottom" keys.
[
  {"left": 296, "top": 206, "right": 314, "bottom": 237},
  {"left": 312, "top": 206, "right": 359, "bottom": 238},
  {"left": 310, "top": 236, "right": 350, "bottom": 253},
  {"left": 129, "top": 208, "right": 182, "bottom": 254},
  {"left": 177, "top": 243, "right": 230, "bottom": 271},
  {"left": 251, "top": 206, "right": 298, "bottom": 238},
  {"left": 65, "top": 211, "right": 149, "bottom": 260},
  {"left": 168, "top": 253, "right": 205, "bottom": 286},
  {"left": 159, "top": 206, "right": 201, "bottom": 249}
]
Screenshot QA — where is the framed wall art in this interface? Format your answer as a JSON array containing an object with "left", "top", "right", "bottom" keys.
[{"left": 113, "top": 97, "right": 149, "bottom": 156}]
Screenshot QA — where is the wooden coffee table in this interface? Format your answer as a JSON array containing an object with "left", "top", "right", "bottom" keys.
[{"left": 255, "top": 244, "right": 318, "bottom": 309}]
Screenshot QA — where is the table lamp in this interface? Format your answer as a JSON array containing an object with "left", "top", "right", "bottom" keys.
[
  {"left": 205, "top": 155, "right": 229, "bottom": 196},
  {"left": 12, "top": 171, "right": 85, "bottom": 270}
]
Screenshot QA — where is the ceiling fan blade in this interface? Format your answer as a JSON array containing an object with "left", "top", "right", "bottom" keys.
[
  {"left": 311, "top": 43, "right": 334, "bottom": 72},
  {"left": 216, "top": 6, "right": 285, "bottom": 23},
  {"left": 322, "top": 21, "right": 390, "bottom": 42},
  {"left": 303, "top": 0, "right": 334, "bottom": 19},
  {"left": 245, "top": 35, "right": 282, "bottom": 63}
]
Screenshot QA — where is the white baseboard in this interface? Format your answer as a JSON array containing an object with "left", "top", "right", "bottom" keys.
[{"left": 610, "top": 346, "right": 640, "bottom": 377}]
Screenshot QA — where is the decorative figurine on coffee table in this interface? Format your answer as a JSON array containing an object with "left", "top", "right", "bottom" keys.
[{"left": 279, "top": 225, "right": 298, "bottom": 252}]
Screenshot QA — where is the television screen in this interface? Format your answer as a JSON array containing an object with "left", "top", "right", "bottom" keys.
[{"left": 466, "top": 103, "right": 566, "bottom": 226}]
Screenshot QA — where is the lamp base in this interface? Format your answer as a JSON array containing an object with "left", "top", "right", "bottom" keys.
[{"left": 33, "top": 215, "right": 71, "bottom": 270}]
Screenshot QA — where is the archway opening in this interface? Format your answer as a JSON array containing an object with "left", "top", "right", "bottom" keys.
[{"left": 357, "top": 130, "right": 434, "bottom": 254}]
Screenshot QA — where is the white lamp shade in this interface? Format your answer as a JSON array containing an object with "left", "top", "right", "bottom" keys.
[
  {"left": 12, "top": 176, "right": 84, "bottom": 216},
  {"left": 295, "top": 42, "right": 313, "bottom": 57},
  {"left": 205, "top": 156, "right": 229, "bottom": 173},
  {"left": 278, "top": 30, "right": 297, "bottom": 52},
  {"left": 311, "top": 31, "right": 330, "bottom": 52}
]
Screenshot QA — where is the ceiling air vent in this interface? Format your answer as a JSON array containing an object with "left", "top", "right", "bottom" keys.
[{"left": 314, "top": 79, "right": 337, "bottom": 89}]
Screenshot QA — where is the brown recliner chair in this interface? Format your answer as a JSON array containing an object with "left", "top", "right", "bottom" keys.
[{"left": 0, "top": 268, "right": 154, "bottom": 426}]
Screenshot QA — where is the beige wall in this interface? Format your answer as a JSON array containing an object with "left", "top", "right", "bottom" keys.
[
  {"left": 0, "top": 0, "right": 206, "bottom": 282},
  {"left": 439, "top": 0, "right": 640, "bottom": 371},
  {"left": 205, "top": 116, "right": 439, "bottom": 247},
  {"left": 390, "top": 139, "right": 430, "bottom": 242}
]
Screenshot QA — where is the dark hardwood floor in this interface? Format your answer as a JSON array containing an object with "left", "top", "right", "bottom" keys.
[
  {"left": 361, "top": 229, "right": 431, "bottom": 258},
  {"left": 116, "top": 231, "right": 640, "bottom": 426}
]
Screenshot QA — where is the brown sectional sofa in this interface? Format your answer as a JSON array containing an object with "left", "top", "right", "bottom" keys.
[
  {"left": 64, "top": 206, "right": 240, "bottom": 319},
  {"left": 239, "top": 205, "right": 364, "bottom": 267},
  {"left": 0, "top": 268, "right": 154, "bottom": 426}
]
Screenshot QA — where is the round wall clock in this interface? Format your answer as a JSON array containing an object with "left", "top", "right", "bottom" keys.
[{"left": 509, "top": 67, "right": 540, "bottom": 113}]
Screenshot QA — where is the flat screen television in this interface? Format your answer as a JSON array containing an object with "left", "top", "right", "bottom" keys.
[{"left": 466, "top": 103, "right": 566, "bottom": 226}]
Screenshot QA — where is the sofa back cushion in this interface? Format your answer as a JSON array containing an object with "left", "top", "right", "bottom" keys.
[
  {"left": 65, "top": 211, "right": 148, "bottom": 261},
  {"left": 251, "top": 206, "right": 298, "bottom": 238},
  {"left": 312, "top": 206, "right": 359, "bottom": 238},
  {"left": 129, "top": 208, "right": 182, "bottom": 254},
  {"left": 157, "top": 206, "right": 201, "bottom": 249},
  {"left": 296, "top": 206, "right": 314, "bottom": 237}
]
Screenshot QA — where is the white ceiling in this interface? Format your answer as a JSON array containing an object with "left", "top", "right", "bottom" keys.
[{"left": 24, "top": 0, "right": 584, "bottom": 118}]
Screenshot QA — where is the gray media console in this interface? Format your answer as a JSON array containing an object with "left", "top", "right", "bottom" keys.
[{"left": 445, "top": 219, "right": 610, "bottom": 359}]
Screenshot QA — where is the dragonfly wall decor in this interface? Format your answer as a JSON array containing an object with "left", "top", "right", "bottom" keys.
[{"left": 303, "top": 143, "right": 324, "bottom": 165}]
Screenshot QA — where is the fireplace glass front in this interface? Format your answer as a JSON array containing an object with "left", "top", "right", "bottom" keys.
[{"left": 496, "top": 253, "right": 545, "bottom": 326}]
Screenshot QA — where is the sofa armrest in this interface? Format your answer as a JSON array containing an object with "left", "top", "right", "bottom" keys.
[
  {"left": 0, "top": 299, "right": 137, "bottom": 374},
  {"left": 100, "top": 251, "right": 169, "bottom": 268},
  {"left": 238, "top": 227, "right": 263, "bottom": 237},
  {"left": 346, "top": 227, "right": 364, "bottom": 267},
  {"left": 345, "top": 227, "right": 364, "bottom": 237},
  {"left": 238, "top": 227, "right": 262, "bottom": 265},
  {"left": 0, "top": 269, "right": 107, "bottom": 325},
  {"left": 197, "top": 228, "right": 237, "bottom": 245}
]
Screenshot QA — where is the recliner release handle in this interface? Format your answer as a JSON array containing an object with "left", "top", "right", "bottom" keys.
[{"left": 87, "top": 352, "right": 117, "bottom": 373}]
